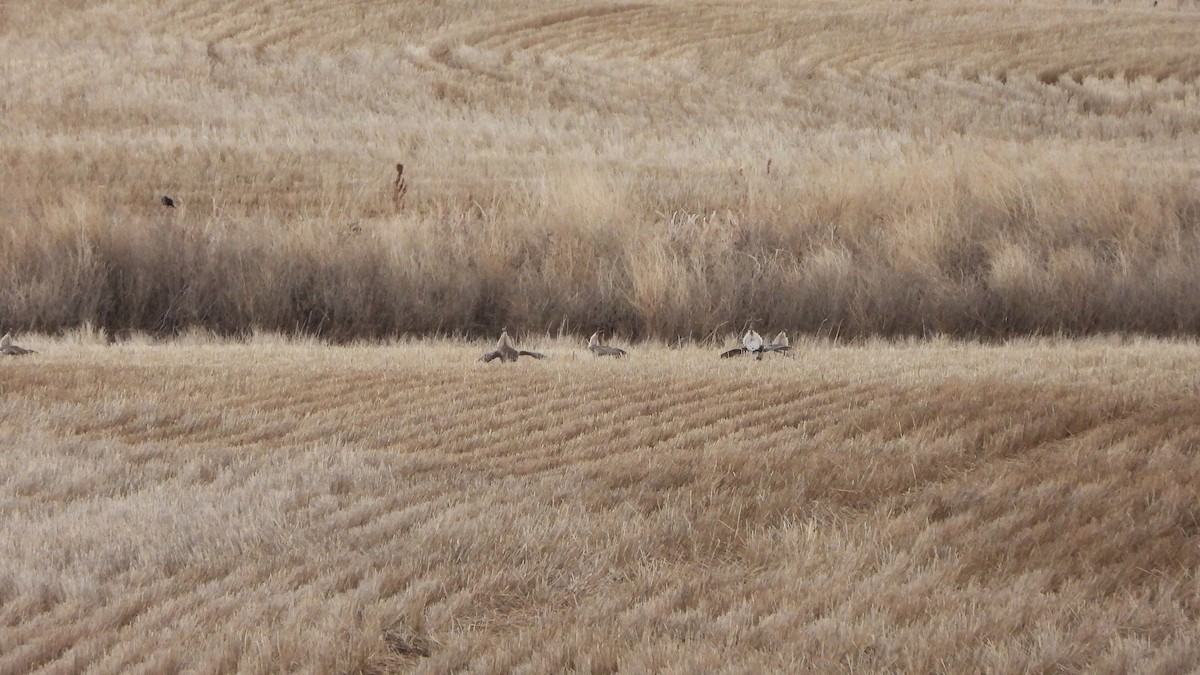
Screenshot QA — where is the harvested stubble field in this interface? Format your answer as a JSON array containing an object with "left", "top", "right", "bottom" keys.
[
  {"left": 1, "top": 335, "right": 1200, "bottom": 673},
  {"left": 5, "top": 0, "right": 1200, "bottom": 673}
]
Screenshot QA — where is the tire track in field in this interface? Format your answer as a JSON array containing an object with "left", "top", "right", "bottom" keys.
[
  {"left": 146, "top": 0, "right": 398, "bottom": 51},
  {"left": 404, "top": 2, "right": 658, "bottom": 108},
  {"left": 450, "top": 377, "right": 750, "bottom": 474},
  {"left": 459, "top": 375, "right": 871, "bottom": 482},
  {"left": 123, "top": 0, "right": 1200, "bottom": 133},
  {"left": 397, "top": 367, "right": 737, "bottom": 466},
  {"left": 115, "top": 0, "right": 1200, "bottom": 96}
]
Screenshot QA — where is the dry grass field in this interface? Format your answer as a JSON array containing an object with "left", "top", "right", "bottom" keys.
[
  {"left": 4, "top": 0, "right": 1200, "bottom": 673},
  {"left": 2, "top": 0, "right": 1200, "bottom": 338},
  {"left": 2, "top": 334, "right": 1200, "bottom": 673}
]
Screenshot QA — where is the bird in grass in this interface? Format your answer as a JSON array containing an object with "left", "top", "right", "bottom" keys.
[
  {"left": 762, "top": 331, "right": 794, "bottom": 358},
  {"left": 0, "top": 333, "right": 37, "bottom": 356},
  {"left": 720, "top": 329, "right": 792, "bottom": 360},
  {"left": 720, "top": 329, "right": 764, "bottom": 359},
  {"left": 161, "top": 195, "right": 176, "bottom": 208},
  {"left": 480, "top": 330, "right": 546, "bottom": 363},
  {"left": 587, "top": 331, "right": 627, "bottom": 358}
]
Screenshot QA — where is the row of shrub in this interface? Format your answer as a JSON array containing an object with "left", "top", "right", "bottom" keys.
[{"left": 4, "top": 152, "right": 1198, "bottom": 342}]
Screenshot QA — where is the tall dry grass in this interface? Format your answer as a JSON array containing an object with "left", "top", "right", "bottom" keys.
[
  {"left": 2, "top": 0, "right": 1199, "bottom": 339},
  {"left": 3, "top": 336, "right": 1200, "bottom": 671}
]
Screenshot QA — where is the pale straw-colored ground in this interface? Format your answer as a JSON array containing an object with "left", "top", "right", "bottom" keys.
[
  {"left": 4, "top": 0, "right": 1200, "bottom": 671},
  {"left": 3, "top": 334, "right": 1200, "bottom": 672}
]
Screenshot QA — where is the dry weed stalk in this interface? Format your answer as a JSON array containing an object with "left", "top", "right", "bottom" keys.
[{"left": 393, "top": 163, "right": 408, "bottom": 212}]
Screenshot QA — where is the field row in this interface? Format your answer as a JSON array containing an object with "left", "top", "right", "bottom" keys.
[{"left": 3, "top": 339, "right": 1200, "bottom": 671}]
